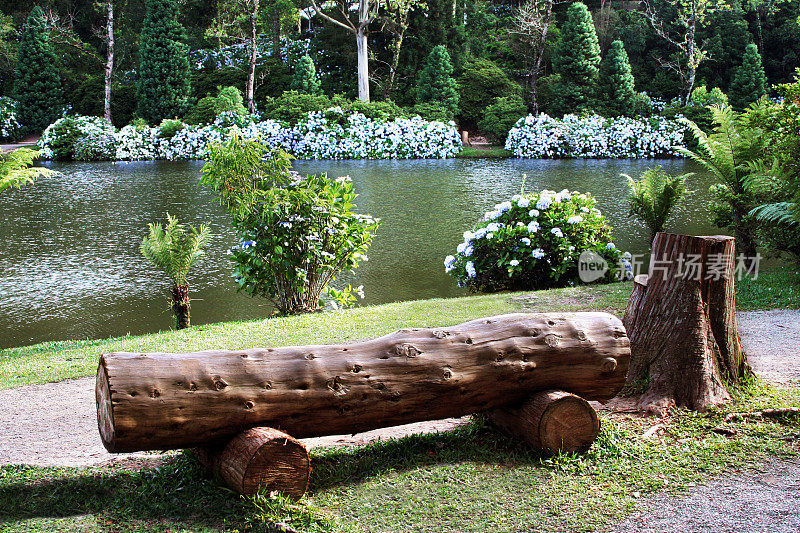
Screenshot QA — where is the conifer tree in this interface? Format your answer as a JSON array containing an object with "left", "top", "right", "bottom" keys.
[
  {"left": 416, "top": 45, "right": 459, "bottom": 117},
  {"left": 596, "top": 40, "right": 636, "bottom": 117},
  {"left": 730, "top": 43, "right": 767, "bottom": 111},
  {"left": 291, "top": 55, "right": 321, "bottom": 95},
  {"left": 13, "top": 7, "right": 63, "bottom": 134},
  {"left": 137, "top": 0, "right": 190, "bottom": 124},
  {"left": 547, "top": 2, "right": 601, "bottom": 117}
]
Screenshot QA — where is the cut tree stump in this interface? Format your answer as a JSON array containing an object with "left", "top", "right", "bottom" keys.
[
  {"left": 623, "top": 233, "right": 750, "bottom": 416},
  {"left": 96, "top": 312, "right": 630, "bottom": 453},
  {"left": 489, "top": 390, "right": 600, "bottom": 453},
  {"left": 194, "top": 427, "right": 310, "bottom": 498}
]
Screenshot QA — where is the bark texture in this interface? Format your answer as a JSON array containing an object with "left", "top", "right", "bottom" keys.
[
  {"left": 194, "top": 427, "right": 310, "bottom": 497},
  {"left": 623, "top": 232, "right": 750, "bottom": 416},
  {"left": 170, "top": 284, "right": 190, "bottom": 330},
  {"left": 96, "top": 312, "right": 630, "bottom": 453},
  {"left": 489, "top": 390, "right": 600, "bottom": 453}
]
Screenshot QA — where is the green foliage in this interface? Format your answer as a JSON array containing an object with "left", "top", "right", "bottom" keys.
[
  {"left": 261, "top": 91, "right": 334, "bottom": 124},
  {"left": 137, "top": 0, "right": 191, "bottom": 124},
  {"left": 410, "top": 101, "right": 453, "bottom": 122},
  {"left": 291, "top": 54, "right": 321, "bottom": 95},
  {"left": 140, "top": 213, "right": 211, "bottom": 288},
  {"left": 595, "top": 40, "right": 636, "bottom": 117},
  {"left": 158, "top": 118, "right": 185, "bottom": 139},
  {"left": 213, "top": 86, "right": 246, "bottom": 116},
  {"left": 184, "top": 96, "right": 218, "bottom": 125},
  {"left": 478, "top": 95, "right": 527, "bottom": 140},
  {"left": 547, "top": 2, "right": 601, "bottom": 116},
  {"left": 74, "top": 131, "right": 117, "bottom": 161},
  {"left": 457, "top": 58, "right": 521, "bottom": 124},
  {"left": 201, "top": 135, "right": 379, "bottom": 315},
  {"left": 730, "top": 43, "right": 768, "bottom": 111},
  {"left": 446, "top": 190, "right": 625, "bottom": 291},
  {"left": 12, "top": 7, "right": 63, "bottom": 134},
  {"left": 46, "top": 117, "right": 82, "bottom": 161},
  {"left": 690, "top": 85, "right": 729, "bottom": 108},
  {"left": 416, "top": 45, "right": 459, "bottom": 118},
  {"left": 343, "top": 99, "right": 406, "bottom": 121},
  {"left": 0, "top": 148, "right": 56, "bottom": 194},
  {"left": 624, "top": 166, "right": 691, "bottom": 243}
]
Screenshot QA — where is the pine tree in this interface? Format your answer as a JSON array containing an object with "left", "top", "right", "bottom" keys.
[
  {"left": 13, "top": 7, "right": 63, "bottom": 134},
  {"left": 596, "top": 40, "right": 637, "bottom": 117},
  {"left": 730, "top": 43, "right": 767, "bottom": 111},
  {"left": 291, "top": 55, "right": 321, "bottom": 95},
  {"left": 416, "top": 45, "right": 459, "bottom": 117},
  {"left": 137, "top": 0, "right": 190, "bottom": 124},
  {"left": 547, "top": 2, "right": 601, "bottom": 117}
]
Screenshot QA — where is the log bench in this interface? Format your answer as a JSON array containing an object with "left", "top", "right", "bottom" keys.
[{"left": 96, "top": 312, "right": 630, "bottom": 496}]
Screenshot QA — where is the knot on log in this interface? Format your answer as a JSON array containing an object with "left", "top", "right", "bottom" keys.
[
  {"left": 326, "top": 376, "right": 349, "bottom": 395},
  {"left": 601, "top": 357, "right": 618, "bottom": 373},
  {"left": 396, "top": 344, "right": 422, "bottom": 358},
  {"left": 214, "top": 379, "right": 228, "bottom": 391},
  {"left": 544, "top": 334, "right": 560, "bottom": 347},
  {"left": 432, "top": 330, "right": 449, "bottom": 339}
]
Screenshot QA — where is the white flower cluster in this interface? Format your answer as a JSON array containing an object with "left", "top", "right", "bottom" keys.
[
  {"left": 189, "top": 36, "right": 310, "bottom": 70},
  {"left": 39, "top": 109, "right": 462, "bottom": 161},
  {"left": 505, "top": 113, "right": 686, "bottom": 158},
  {"left": 38, "top": 116, "right": 117, "bottom": 159},
  {"left": 0, "top": 97, "right": 21, "bottom": 141}
]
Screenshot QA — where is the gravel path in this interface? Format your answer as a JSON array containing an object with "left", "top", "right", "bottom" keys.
[{"left": 0, "top": 309, "right": 797, "bottom": 474}]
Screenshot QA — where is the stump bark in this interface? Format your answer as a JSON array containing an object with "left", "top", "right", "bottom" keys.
[
  {"left": 489, "top": 390, "right": 600, "bottom": 453},
  {"left": 96, "top": 312, "right": 630, "bottom": 452},
  {"left": 623, "top": 233, "right": 750, "bottom": 416},
  {"left": 194, "top": 427, "right": 310, "bottom": 498}
]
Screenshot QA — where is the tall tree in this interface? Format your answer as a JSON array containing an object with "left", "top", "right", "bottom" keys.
[
  {"left": 639, "top": 0, "right": 724, "bottom": 106},
  {"left": 137, "top": 0, "right": 190, "bottom": 123},
  {"left": 596, "top": 40, "right": 637, "bottom": 117},
  {"left": 548, "top": 2, "right": 601, "bottom": 116},
  {"left": 102, "top": 0, "right": 115, "bottom": 122},
  {"left": 207, "top": 0, "right": 262, "bottom": 112},
  {"left": 13, "top": 6, "right": 63, "bottom": 134},
  {"left": 511, "top": 0, "right": 560, "bottom": 115},
  {"left": 309, "top": 0, "right": 380, "bottom": 101},
  {"left": 416, "top": 45, "right": 459, "bottom": 117},
  {"left": 380, "top": 0, "right": 425, "bottom": 100},
  {"left": 730, "top": 42, "right": 767, "bottom": 110},
  {"left": 291, "top": 54, "right": 321, "bottom": 95}
]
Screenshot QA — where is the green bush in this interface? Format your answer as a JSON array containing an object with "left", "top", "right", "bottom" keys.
[
  {"left": 478, "top": 95, "right": 527, "bottom": 141},
  {"left": 342, "top": 99, "right": 406, "bottom": 121},
  {"left": 445, "top": 189, "right": 626, "bottom": 291},
  {"left": 290, "top": 55, "right": 321, "bottom": 95},
  {"left": 191, "top": 67, "right": 246, "bottom": 100},
  {"left": 730, "top": 43, "right": 768, "bottom": 111},
  {"left": 416, "top": 45, "right": 459, "bottom": 118},
  {"left": 158, "top": 118, "right": 185, "bottom": 139},
  {"left": 261, "top": 91, "right": 334, "bottom": 124},
  {"left": 595, "top": 40, "right": 637, "bottom": 117},
  {"left": 184, "top": 96, "right": 218, "bottom": 125},
  {"left": 690, "top": 85, "right": 728, "bottom": 108},
  {"left": 410, "top": 102, "right": 453, "bottom": 123},
  {"left": 457, "top": 58, "right": 521, "bottom": 124},
  {"left": 214, "top": 86, "right": 247, "bottom": 116},
  {"left": 74, "top": 130, "right": 117, "bottom": 161},
  {"left": 46, "top": 117, "right": 81, "bottom": 160}
]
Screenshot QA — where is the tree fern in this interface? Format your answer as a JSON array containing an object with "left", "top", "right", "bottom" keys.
[
  {"left": 140, "top": 214, "right": 211, "bottom": 287},
  {"left": 749, "top": 203, "right": 798, "bottom": 227},
  {"left": 0, "top": 148, "right": 57, "bottom": 194},
  {"left": 624, "top": 166, "right": 691, "bottom": 244}
]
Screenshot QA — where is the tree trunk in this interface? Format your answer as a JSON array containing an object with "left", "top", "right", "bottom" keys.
[
  {"left": 170, "top": 284, "right": 190, "bottom": 330},
  {"left": 386, "top": 29, "right": 405, "bottom": 100},
  {"left": 247, "top": 0, "right": 259, "bottom": 113},
  {"left": 623, "top": 233, "right": 750, "bottom": 416},
  {"left": 96, "top": 312, "right": 630, "bottom": 452},
  {"left": 194, "top": 427, "right": 310, "bottom": 497},
  {"left": 356, "top": 26, "right": 370, "bottom": 102},
  {"left": 104, "top": 0, "right": 114, "bottom": 123},
  {"left": 489, "top": 390, "right": 600, "bottom": 454}
]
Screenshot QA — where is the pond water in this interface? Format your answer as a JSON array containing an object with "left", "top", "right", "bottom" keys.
[{"left": 0, "top": 158, "right": 719, "bottom": 349}]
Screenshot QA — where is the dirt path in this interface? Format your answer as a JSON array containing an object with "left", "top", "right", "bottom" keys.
[{"left": 0, "top": 310, "right": 797, "bottom": 468}]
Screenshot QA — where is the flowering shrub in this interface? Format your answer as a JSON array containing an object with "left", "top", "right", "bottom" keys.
[
  {"left": 40, "top": 109, "right": 462, "bottom": 161},
  {"left": 0, "top": 97, "right": 21, "bottom": 142},
  {"left": 74, "top": 130, "right": 117, "bottom": 161},
  {"left": 505, "top": 113, "right": 686, "bottom": 158},
  {"left": 201, "top": 136, "right": 379, "bottom": 315},
  {"left": 189, "top": 36, "right": 310, "bottom": 70},
  {"left": 445, "top": 189, "right": 629, "bottom": 291},
  {"left": 39, "top": 115, "right": 117, "bottom": 160}
]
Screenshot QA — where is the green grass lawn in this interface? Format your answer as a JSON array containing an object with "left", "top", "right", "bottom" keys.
[
  {"left": 456, "top": 146, "right": 513, "bottom": 158},
  {"left": 1, "top": 265, "right": 797, "bottom": 390}
]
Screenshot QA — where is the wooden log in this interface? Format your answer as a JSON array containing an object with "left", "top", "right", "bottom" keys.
[
  {"left": 194, "top": 427, "right": 310, "bottom": 498},
  {"left": 623, "top": 233, "right": 750, "bottom": 416},
  {"left": 489, "top": 390, "right": 600, "bottom": 453},
  {"left": 96, "top": 312, "right": 630, "bottom": 453}
]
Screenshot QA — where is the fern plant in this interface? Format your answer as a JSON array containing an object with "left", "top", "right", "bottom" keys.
[
  {"left": 624, "top": 166, "right": 691, "bottom": 244},
  {"left": 140, "top": 214, "right": 211, "bottom": 329},
  {"left": 677, "top": 105, "right": 766, "bottom": 261},
  {"left": 0, "top": 148, "right": 56, "bottom": 194}
]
